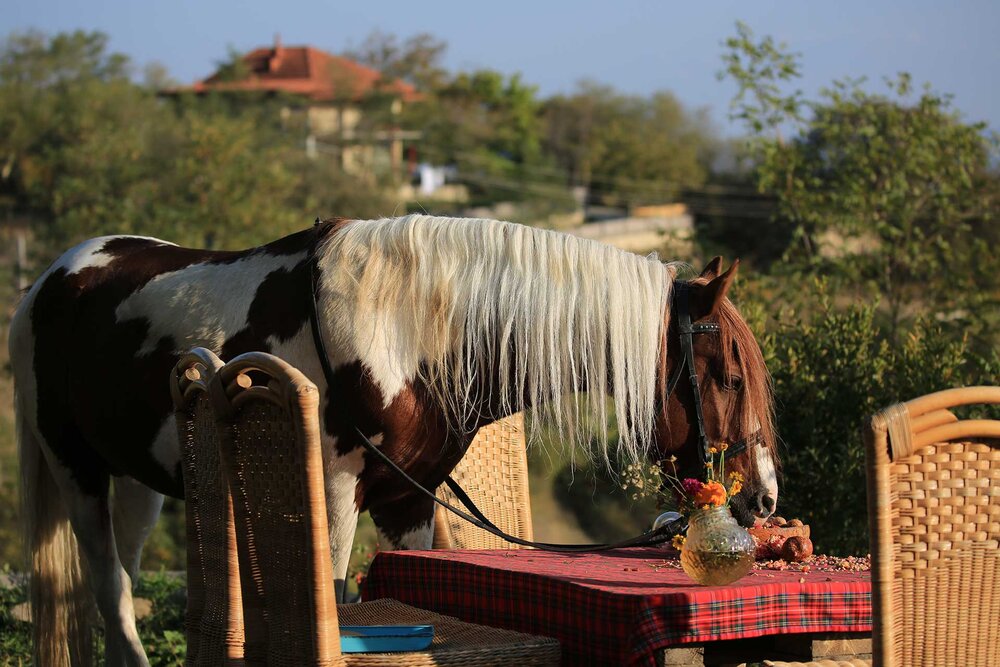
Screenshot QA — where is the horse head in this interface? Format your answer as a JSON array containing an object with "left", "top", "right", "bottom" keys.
[{"left": 653, "top": 257, "right": 779, "bottom": 527}]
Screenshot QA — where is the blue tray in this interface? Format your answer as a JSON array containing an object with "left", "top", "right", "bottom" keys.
[{"left": 340, "top": 625, "right": 434, "bottom": 653}]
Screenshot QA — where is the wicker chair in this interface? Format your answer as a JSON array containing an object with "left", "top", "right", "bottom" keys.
[
  {"left": 767, "top": 385, "right": 1000, "bottom": 667},
  {"left": 211, "top": 351, "right": 561, "bottom": 666},
  {"left": 432, "top": 413, "right": 534, "bottom": 549},
  {"left": 170, "top": 348, "right": 244, "bottom": 666}
]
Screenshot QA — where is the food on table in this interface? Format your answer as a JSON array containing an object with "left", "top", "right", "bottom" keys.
[
  {"left": 748, "top": 517, "right": 810, "bottom": 561},
  {"left": 753, "top": 534, "right": 787, "bottom": 560},
  {"left": 781, "top": 536, "right": 813, "bottom": 562},
  {"left": 755, "top": 553, "right": 870, "bottom": 572}
]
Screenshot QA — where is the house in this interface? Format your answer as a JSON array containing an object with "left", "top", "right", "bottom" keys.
[{"left": 169, "top": 36, "right": 421, "bottom": 177}]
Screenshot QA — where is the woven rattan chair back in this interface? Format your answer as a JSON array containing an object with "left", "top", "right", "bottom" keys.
[
  {"left": 433, "top": 413, "right": 534, "bottom": 549},
  {"left": 212, "top": 353, "right": 560, "bottom": 666},
  {"left": 212, "top": 352, "right": 341, "bottom": 667},
  {"left": 866, "top": 386, "right": 1000, "bottom": 667},
  {"left": 170, "top": 348, "right": 244, "bottom": 666}
]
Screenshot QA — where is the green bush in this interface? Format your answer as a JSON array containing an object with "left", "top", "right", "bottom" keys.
[
  {"left": 0, "top": 569, "right": 31, "bottom": 664},
  {"left": 140, "top": 497, "right": 186, "bottom": 571},
  {"left": 757, "top": 287, "right": 999, "bottom": 555},
  {"left": 0, "top": 570, "right": 187, "bottom": 666},
  {"left": 134, "top": 572, "right": 187, "bottom": 666}
]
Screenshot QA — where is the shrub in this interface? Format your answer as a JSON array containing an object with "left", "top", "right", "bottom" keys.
[
  {"left": 0, "top": 570, "right": 188, "bottom": 665},
  {"left": 757, "top": 287, "right": 999, "bottom": 555}
]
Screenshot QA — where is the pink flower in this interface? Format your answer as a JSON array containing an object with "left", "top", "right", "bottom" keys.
[{"left": 681, "top": 478, "right": 704, "bottom": 496}]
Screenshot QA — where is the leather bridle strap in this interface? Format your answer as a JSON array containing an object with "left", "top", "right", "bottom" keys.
[
  {"left": 672, "top": 282, "right": 718, "bottom": 474},
  {"left": 667, "top": 282, "right": 761, "bottom": 481}
]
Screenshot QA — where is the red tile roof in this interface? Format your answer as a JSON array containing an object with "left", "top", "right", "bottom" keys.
[{"left": 185, "top": 42, "right": 419, "bottom": 103}]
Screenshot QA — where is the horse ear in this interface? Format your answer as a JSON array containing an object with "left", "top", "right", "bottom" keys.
[
  {"left": 700, "top": 256, "right": 724, "bottom": 280},
  {"left": 693, "top": 259, "right": 740, "bottom": 319}
]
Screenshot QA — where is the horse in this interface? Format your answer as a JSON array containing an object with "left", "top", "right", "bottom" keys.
[{"left": 11, "top": 214, "right": 778, "bottom": 666}]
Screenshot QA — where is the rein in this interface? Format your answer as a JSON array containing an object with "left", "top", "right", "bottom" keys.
[
  {"left": 305, "top": 221, "right": 756, "bottom": 551},
  {"left": 352, "top": 425, "right": 684, "bottom": 551}
]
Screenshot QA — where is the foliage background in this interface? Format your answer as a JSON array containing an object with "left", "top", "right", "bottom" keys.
[{"left": 0, "top": 22, "right": 997, "bottom": 662}]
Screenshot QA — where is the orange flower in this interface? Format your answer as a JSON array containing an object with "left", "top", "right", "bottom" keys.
[{"left": 693, "top": 481, "right": 727, "bottom": 507}]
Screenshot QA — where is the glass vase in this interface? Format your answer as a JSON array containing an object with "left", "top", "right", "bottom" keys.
[{"left": 680, "top": 506, "right": 755, "bottom": 585}]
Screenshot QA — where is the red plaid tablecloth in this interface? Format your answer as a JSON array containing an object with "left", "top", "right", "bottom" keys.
[{"left": 363, "top": 547, "right": 871, "bottom": 667}]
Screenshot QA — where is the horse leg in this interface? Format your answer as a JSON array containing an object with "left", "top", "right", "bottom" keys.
[
  {"left": 329, "top": 502, "right": 360, "bottom": 603},
  {"left": 323, "top": 468, "right": 361, "bottom": 602},
  {"left": 42, "top": 449, "right": 149, "bottom": 667},
  {"left": 370, "top": 493, "right": 436, "bottom": 550},
  {"left": 112, "top": 476, "right": 165, "bottom": 585}
]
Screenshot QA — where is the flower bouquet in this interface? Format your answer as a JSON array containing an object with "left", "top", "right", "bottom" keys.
[{"left": 626, "top": 445, "right": 755, "bottom": 585}]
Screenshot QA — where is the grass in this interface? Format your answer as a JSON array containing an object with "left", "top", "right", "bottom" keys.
[
  {"left": 0, "top": 569, "right": 31, "bottom": 665},
  {"left": 0, "top": 569, "right": 188, "bottom": 666}
]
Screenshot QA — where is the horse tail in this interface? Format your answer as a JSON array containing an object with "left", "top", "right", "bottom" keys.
[{"left": 17, "top": 389, "right": 93, "bottom": 666}]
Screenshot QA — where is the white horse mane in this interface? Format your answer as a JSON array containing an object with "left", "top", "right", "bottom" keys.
[{"left": 320, "top": 214, "right": 674, "bottom": 468}]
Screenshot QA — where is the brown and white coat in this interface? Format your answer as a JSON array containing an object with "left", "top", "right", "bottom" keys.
[{"left": 12, "top": 215, "right": 778, "bottom": 666}]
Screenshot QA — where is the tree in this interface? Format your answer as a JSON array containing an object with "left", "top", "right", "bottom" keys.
[
  {"left": 212, "top": 45, "right": 251, "bottom": 82},
  {"left": 0, "top": 30, "right": 144, "bottom": 231},
  {"left": 0, "top": 30, "right": 392, "bottom": 252},
  {"left": 542, "top": 82, "right": 718, "bottom": 206},
  {"left": 417, "top": 68, "right": 574, "bottom": 204},
  {"left": 425, "top": 69, "right": 542, "bottom": 166},
  {"left": 721, "top": 22, "right": 999, "bottom": 340},
  {"left": 719, "top": 21, "right": 803, "bottom": 142},
  {"left": 345, "top": 30, "right": 448, "bottom": 92},
  {"left": 540, "top": 82, "right": 609, "bottom": 187},
  {"left": 141, "top": 61, "right": 177, "bottom": 90}
]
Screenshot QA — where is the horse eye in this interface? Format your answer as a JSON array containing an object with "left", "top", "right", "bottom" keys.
[{"left": 724, "top": 375, "right": 743, "bottom": 391}]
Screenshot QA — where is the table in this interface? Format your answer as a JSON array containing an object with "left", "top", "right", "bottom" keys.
[{"left": 363, "top": 548, "right": 871, "bottom": 667}]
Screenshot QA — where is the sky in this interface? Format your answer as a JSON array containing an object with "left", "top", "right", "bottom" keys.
[{"left": 4, "top": 0, "right": 999, "bottom": 137}]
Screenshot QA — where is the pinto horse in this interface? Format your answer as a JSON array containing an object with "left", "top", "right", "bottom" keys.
[{"left": 11, "top": 215, "right": 778, "bottom": 666}]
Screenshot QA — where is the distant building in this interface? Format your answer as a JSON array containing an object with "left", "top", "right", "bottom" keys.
[{"left": 167, "top": 36, "right": 420, "bottom": 177}]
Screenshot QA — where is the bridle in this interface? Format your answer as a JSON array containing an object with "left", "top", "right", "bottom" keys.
[
  {"left": 666, "top": 281, "right": 761, "bottom": 482},
  {"left": 305, "top": 221, "right": 757, "bottom": 550}
]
